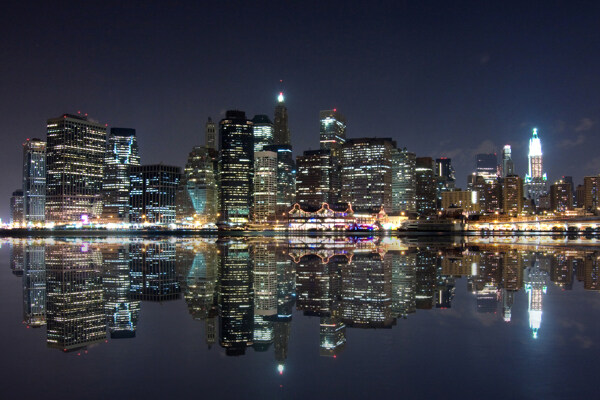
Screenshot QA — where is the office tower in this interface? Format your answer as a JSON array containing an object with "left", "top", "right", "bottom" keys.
[
  {"left": 219, "top": 110, "right": 254, "bottom": 227},
  {"left": 177, "top": 146, "right": 219, "bottom": 225},
  {"left": 253, "top": 151, "right": 278, "bottom": 223},
  {"left": 252, "top": 114, "right": 274, "bottom": 153},
  {"left": 219, "top": 242, "right": 254, "bottom": 355},
  {"left": 130, "top": 242, "right": 180, "bottom": 301},
  {"left": 340, "top": 138, "right": 396, "bottom": 211},
  {"left": 575, "top": 184, "right": 585, "bottom": 208},
  {"left": 273, "top": 92, "right": 290, "bottom": 146},
  {"left": 524, "top": 260, "right": 548, "bottom": 339},
  {"left": 562, "top": 176, "right": 575, "bottom": 196},
  {"left": 296, "top": 149, "right": 332, "bottom": 208},
  {"left": 264, "top": 144, "right": 296, "bottom": 217},
  {"left": 435, "top": 157, "right": 456, "bottom": 206},
  {"left": 45, "top": 113, "right": 107, "bottom": 223},
  {"left": 415, "top": 157, "right": 436, "bottom": 215},
  {"left": 23, "top": 244, "right": 46, "bottom": 327},
  {"left": 583, "top": 176, "right": 600, "bottom": 212},
  {"left": 103, "top": 246, "right": 139, "bottom": 338},
  {"left": 320, "top": 109, "right": 346, "bottom": 150},
  {"left": 102, "top": 128, "right": 140, "bottom": 222},
  {"left": 129, "top": 164, "right": 181, "bottom": 225},
  {"left": 205, "top": 117, "right": 217, "bottom": 150},
  {"left": 550, "top": 180, "right": 573, "bottom": 212},
  {"left": 503, "top": 175, "right": 524, "bottom": 215},
  {"left": 391, "top": 148, "right": 416, "bottom": 213},
  {"left": 501, "top": 145, "right": 514, "bottom": 177},
  {"left": 10, "top": 189, "right": 24, "bottom": 225},
  {"left": 476, "top": 153, "right": 498, "bottom": 183},
  {"left": 22, "top": 138, "right": 46, "bottom": 223},
  {"left": 46, "top": 244, "right": 106, "bottom": 351},
  {"left": 524, "top": 128, "right": 548, "bottom": 205}
]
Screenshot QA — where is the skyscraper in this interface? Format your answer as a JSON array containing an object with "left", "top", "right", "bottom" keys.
[
  {"left": 10, "top": 189, "right": 24, "bottom": 225},
  {"left": 501, "top": 145, "right": 514, "bottom": 177},
  {"left": 205, "top": 117, "right": 217, "bottom": 151},
  {"left": 476, "top": 153, "right": 498, "bottom": 183},
  {"left": 319, "top": 109, "right": 346, "bottom": 151},
  {"left": 415, "top": 157, "right": 436, "bottom": 215},
  {"left": 45, "top": 113, "right": 107, "bottom": 223},
  {"left": 583, "top": 176, "right": 600, "bottom": 212},
  {"left": 550, "top": 180, "right": 573, "bottom": 212},
  {"left": 219, "top": 110, "right": 254, "bottom": 227},
  {"left": 273, "top": 92, "right": 291, "bottom": 146},
  {"left": 524, "top": 128, "right": 548, "bottom": 205},
  {"left": 102, "top": 128, "right": 140, "bottom": 222},
  {"left": 253, "top": 151, "right": 278, "bottom": 223},
  {"left": 252, "top": 114, "right": 274, "bottom": 153},
  {"left": 264, "top": 144, "right": 296, "bottom": 217},
  {"left": 503, "top": 175, "right": 524, "bottom": 215},
  {"left": 391, "top": 148, "right": 416, "bottom": 213},
  {"left": 296, "top": 149, "right": 332, "bottom": 208},
  {"left": 22, "top": 138, "right": 46, "bottom": 224},
  {"left": 340, "top": 138, "right": 396, "bottom": 211},
  {"left": 129, "top": 164, "right": 181, "bottom": 225},
  {"left": 435, "top": 157, "right": 456, "bottom": 207}
]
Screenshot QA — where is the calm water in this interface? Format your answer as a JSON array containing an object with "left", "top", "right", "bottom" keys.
[{"left": 1, "top": 236, "right": 599, "bottom": 400}]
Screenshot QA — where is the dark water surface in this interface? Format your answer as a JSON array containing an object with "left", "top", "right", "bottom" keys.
[{"left": 1, "top": 236, "right": 599, "bottom": 400}]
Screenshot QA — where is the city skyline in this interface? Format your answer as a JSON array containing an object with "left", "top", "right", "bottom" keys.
[{"left": 1, "top": 1, "right": 600, "bottom": 220}]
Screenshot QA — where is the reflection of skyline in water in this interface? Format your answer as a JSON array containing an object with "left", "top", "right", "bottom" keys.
[{"left": 6, "top": 237, "right": 600, "bottom": 362}]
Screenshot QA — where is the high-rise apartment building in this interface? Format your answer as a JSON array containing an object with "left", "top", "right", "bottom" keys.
[
  {"left": 524, "top": 128, "right": 548, "bottom": 205},
  {"left": 45, "top": 113, "right": 107, "bottom": 223},
  {"left": 22, "top": 138, "right": 46, "bottom": 223},
  {"left": 264, "top": 144, "right": 296, "bottom": 217},
  {"left": 415, "top": 157, "right": 436, "bottom": 215},
  {"left": 219, "top": 110, "right": 254, "bottom": 226},
  {"left": 252, "top": 114, "right": 274, "bottom": 153},
  {"left": 129, "top": 164, "right": 181, "bottom": 225},
  {"left": 253, "top": 151, "right": 278, "bottom": 223},
  {"left": 503, "top": 175, "right": 524, "bottom": 215},
  {"left": 273, "top": 92, "right": 290, "bottom": 146},
  {"left": 583, "top": 176, "right": 600, "bottom": 212},
  {"left": 340, "top": 138, "right": 396, "bottom": 211},
  {"left": 550, "top": 180, "right": 573, "bottom": 212},
  {"left": 391, "top": 148, "right": 416, "bottom": 213},
  {"left": 102, "top": 128, "right": 140, "bottom": 222}
]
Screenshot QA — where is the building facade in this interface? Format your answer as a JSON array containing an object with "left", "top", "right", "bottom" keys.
[
  {"left": 415, "top": 157, "right": 436, "bottom": 215},
  {"left": 264, "top": 144, "right": 296, "bottom": 218},
  {"left": 252, "top": 114, "right": 274, "bottom": 153},
  {"left": 503, "top": 175, "right": 524, "bottom": 215},
  {"left": 296, "top": 149, "right": 332, "bottom": 208},
  {"left": 253, "top": 151, "right": 278, "bottom": 223},
  {"left": 273, "top": 92, "right": 290, "bottom": 146},
  {"left": 10, "top": 189, "right": 24, "bottom": 225},
  {"left": 524, "top": 128, "right": 548, "bottom": 205},
  {"left": 22, "top": 138, "right": 46, "bottom": 223},
  {"left": 129, "top": 164, "right": 181, "bottom": 225},
  {"left": 391, "top": 148, "right": 416, "bottom": 213},
  {"left": 205, "top": 117, "right": 217, "bottom": 151}
]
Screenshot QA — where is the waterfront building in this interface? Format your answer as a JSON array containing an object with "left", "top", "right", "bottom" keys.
[
  {"left": 501, "top": 145, "right": 514, "bottom": 177},
  {"left": 441, "top": 190, "right": 480, "bottom": 213},
  {"left": 296, "top": 149, "right": 332, "bottom": 208},
  {"left": 340, "top": 138, "right": 396, "bottom": 212},
  {"left": 273, "top": 92, "right": 290, "bottom": 146},
  {"left": 22, "top": 138, "right": 46, "bottom": 223},
  {"left": 10, "top": 189, "right": 24, "bottom": 225},
  {"left": 253, "top": 151, "right": 278, "bottom": 223},
  {"left": 583, "top": 176, "right": 600, "bottom": 212},
  {"left": 524, "top": 128, "right": 548, "bottom": 205},
  {"left": 550, "top": 180, "right": 573, "bottom": 212},
  {"left": 176, "top": 146, "right": 219, "bottom": 225},
  {"left": 219, "top": 110, "right": 254, "bottom": 227},
  {"left": 415, "top": 157, "right": 436, "bottom": 215},
  {"left": 129, "top": 164, "right": 181, "bottom": 225},
  {"left": 476, "top": 153, "right": 498, "bottom": 184},
  {"left": 45, "top": 113, "right": 107, "bottom": 223},
  {"left": 391, "top": 148, "right": 416, "bottom": 213},
  {"left": 102, "top": 128, "right": 140, "bottom": 222},
  {"left": 205, "top": 117, "right": 217, "bottom": 151},
  {"left": 503, "top": 175, "right": 524, "bottom": 215},
  {"left": 264, "top": 144, "right": 296, "bottom": 218},
  {"left": 252, "top": 114, "right": 274, "bottom": 153}
]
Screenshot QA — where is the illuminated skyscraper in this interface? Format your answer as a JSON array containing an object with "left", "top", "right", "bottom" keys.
[
  {"left": 253, "top": 151, "right": 278, "bottom": 222},
  {"left": 415, "top": 157, "right": 436, "bottom": 215},
  {"left": 340, "top": 138, "right": 396, "bottom": 211},
  {"left": 205, "top": 117, "right": 217, "bottom": 150},
  {"left": 550, "top": 180, "right": 573, "bottom": 212},
  {"left": 319, "top": 110, "right": 346, "bottom": 150},
  {"left": 296, "top": 149, "right": 332, "bottom": 208},
  {"left": 176, "top": 146, "right": 219, "bottom": 225},
  {"left": 264, "top": 144, "right": 296, "bottom": 217},
  {"left": 10, "top": 189, "right": 24, "bottom": 225},
  {"left": 252, "top": 114, "right": 274, "bottom": 153},
  {"left": 219, "top": 110, "right": 254, "bottom": 227},
  {"left": 501, "top": 145, "right": 514, "bottom": 177},
  {"left": 391, "top": 148, "right": 416, "bottom": 213},
  {"left": 102, "top": 128, "right": 140, "bottom": 222},
  {"left": 129, "top": 164, "right": 181, "bottom": 225},
  {"left": 435, "top": 157, "right": 456, "bottom": 207},
  {"left": 45, "top": 113, "right": 107, "bottom": 223},
  {"left": 391, "top": 251, "right": 416, "bottom": 317},
  {"left": 273, "top": 92, "right": 290, "bottom": 146},
  {"left": 476, "top": 153, "right": 498, "bottom": 183},
  {"left": 22, "top": 138, "right": 46, "bottom": 223},
  {"left": 524, "top": 128, "right": 548, "bottom": 205},
  {"left": 583, "top": 175, "right": 600, "bottom": 212}
]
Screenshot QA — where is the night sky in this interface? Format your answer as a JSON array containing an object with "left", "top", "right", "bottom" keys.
[{"left": 2, "top": 0, "right": 600, "bottom": 220}]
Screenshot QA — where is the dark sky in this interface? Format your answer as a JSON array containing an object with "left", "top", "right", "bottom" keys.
[{"left": 2, "top": 0, "right": 600, "bottom": 220}]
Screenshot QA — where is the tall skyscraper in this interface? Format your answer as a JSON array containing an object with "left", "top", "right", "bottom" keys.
[
  {"left": 102, "top": 128, "right": 140, "bottom": 222},
  {"left": 176, "top": 146, "right": 219, "bottom": 225},
  {"left": 524, "top": 128, "right": 548, "bottom": 205},
  {"left": 340, "top": 138, "right": 396, "bottom": 211},
  {"left": 273, "top": 92, "right": 290, "bottom": 146},
  {"left": 10, "top": 189, "right": 24, "bottom": 225},
  {"left": 296, "top": 149, "right": 332, "bottom": 208},
  {"left": 501, "top": 145, "right": 514, "bottom": 177},
  {"left": 319, "top": 109, "right": 346, "bottom": 151},
  {"left": 583, "top": 176, "right": 600, "bottom": 212},
  {"left": 253, "top": 151, "right": 278, "bottom": 223},
  {"left": 476, "top": 153, "right": 498, "bottom": 183},
  {"left": 503, "top": 175, "right": 524, "bottom": 215},
  {"left": 252, "top": 115, "right": 274, "bottom": 153},
  {"left": 205, "top": 117, "right": 217, "bottom": 151},
  {"left": 264, "top": 144, "right": 296, "bottom": 217},
  {"left": 129, "top": 164, "right": 181, "bottom": 225},
  {"left": 45, "top": 113, "right": 107, "bottom": 223},
  {"left": 435, "top": 157, "right": 456, "bottom": 207},
  {"left": 22, "top": 138, "right": 46, "bottom": 224},
  {"left": 415, "top": 157, "right": 436, "bottom": 215},
  {"left": 219, "top": 110, "right": 254, "bottom": 227},
  {"left": 391, "top": 148, "right": 416, "bottom": 213}
]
